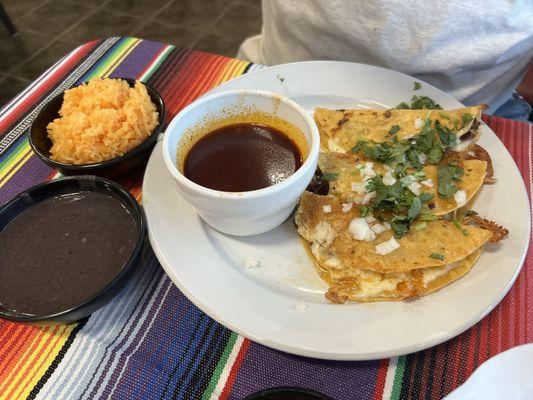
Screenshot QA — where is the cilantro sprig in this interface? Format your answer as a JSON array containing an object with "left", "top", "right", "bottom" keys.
[
  {"left": 351, "top": 117, "right": 456, "bottom": 172},
  {"left": 437, "top": 164, "right": 464, "bottom": 198}
]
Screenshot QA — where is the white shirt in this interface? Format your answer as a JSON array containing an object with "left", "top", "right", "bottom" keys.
[{"left": 238, "top": 0, "right": 533, "bottom": 113}]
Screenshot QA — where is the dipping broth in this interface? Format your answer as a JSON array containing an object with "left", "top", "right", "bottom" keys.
[
  {"left": 0, "top": 191, "right": 137, "bottom": 316},
  {"left": 183, "top": 123, "right": 303, "bottom": 192}
]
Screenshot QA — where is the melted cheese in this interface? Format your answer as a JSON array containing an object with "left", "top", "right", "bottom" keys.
[{"left": 421, "top": 262, "right": 459, "bottom": 286}]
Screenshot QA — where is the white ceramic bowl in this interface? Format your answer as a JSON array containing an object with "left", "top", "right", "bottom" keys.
[{"left": 162, "top": 89, "right": 320, "bottom": 236}]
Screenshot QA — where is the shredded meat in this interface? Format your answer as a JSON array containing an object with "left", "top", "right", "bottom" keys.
[
  {"left": 463, "top": 215, "right": 509, "bottom": 243},
  {"left": 460, "top": 131, "right": 474, "bottom": 142},
  {"left": 447, "top": 144, "right": 496, "bottom": 184},
  {"left": 337, "top": 117, "right": 349, "bottom": 126}
]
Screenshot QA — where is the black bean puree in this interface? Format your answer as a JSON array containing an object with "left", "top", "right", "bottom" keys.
[{"left": 0, "top": 191, "right": 137, "bottom": 316}]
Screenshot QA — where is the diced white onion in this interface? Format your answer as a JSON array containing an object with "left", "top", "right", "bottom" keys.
[
  {"left": 421, "top": 179, "right": 434, "bottom": 188},
  {"left": 351, "top": 182, "right": 366, "bottom": 194},
  {"left": 362, "top": 191, "right": 376, "bottom": 205},
  {"left": 371, "top": 223, "right": 387, "bottom": 235},
  {"left": 401, "top": 175, "right": 416, "bottom": 186},
  {"left": 341, "top": 202, "right": 353, "bottom": 212},
  {"left": 322, "top": 205, "right": 332, "bottom": 213},
  {"left": 359, "top": 162, "right": 376, "bottom": 179},
  {"left": 375, "top": 237, "right": 401, "bottom": 255},
  {"left": 454, "top": 189, "right": 467, "bottom": 207},
  {"left": 418, "top": 153, "right": 427, "bottom": 164},
  {"left": 408, "top": 181, "right": 422, "bottom": 196},
  {"left": 382, "top": 171, "right": 397, "bottom": 186},
  {"left": 414, "top": 117, "right": 424, "bottom": 129},
  {"left": 364, "top": 215, "right": 376, "bottom": 224},
  {"left": 349, "top": 218, "right": 376, "bottom": 241}
]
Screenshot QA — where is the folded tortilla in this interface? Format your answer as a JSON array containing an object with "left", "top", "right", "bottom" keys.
[
  {"left": 322, "top": 248, "right": 483, "bottom": 303},
  {"left": 318, "top": 152, "right": 487, "bottom": 216},
  {"left": 314, "top": 106, "right": 484, "bottom": 154},
  {"left": 295, "top": 192, "right": 491, "bottom": 274},
  {"left": 296, "top": 192, "right": 491, "bottom": 302}
]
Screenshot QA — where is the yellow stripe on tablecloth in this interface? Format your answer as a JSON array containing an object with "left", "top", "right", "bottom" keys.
[
  {"left": 101, "top": 38, "right": 142, "bottom": 78},
  {"left": 12, "top": 325, "right": 74, "bottom": 400},
  {"left": 215, "top": 59, "right": 249, "bottom": 86},
  {"left": 0, "top": 147, "right": 33, "bottom": 189},
  {"left": 0, "top": 326, "right": 51, "bottom": 395},
  {"left": 0, "top": 324, "right": 74, "bottom": 400}
]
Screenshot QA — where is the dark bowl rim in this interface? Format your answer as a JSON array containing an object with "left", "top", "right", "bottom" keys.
[
  {"left": 28, "top": 78, "right": 166, "bottom": 171},
  {"left": 244, "top": 386, "right": 332, "bottom": 400},
  {"left": 0, "top": 175, "right": 146, "bottom": 323}
]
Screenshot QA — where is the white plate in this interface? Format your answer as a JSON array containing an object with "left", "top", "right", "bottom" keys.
[{"left": 142, "top": 61, "right": 531, "bottom": 360}]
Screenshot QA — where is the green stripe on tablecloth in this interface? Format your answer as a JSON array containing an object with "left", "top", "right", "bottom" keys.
[
  {"left": 390, "top": 355, "right": 407, "bottom": 399},
  {"left": 201, "top": 332, "right": 239, "bottom": 400},
  {"left": 83, "top": 37, "right": 139, "bottom": 80}
]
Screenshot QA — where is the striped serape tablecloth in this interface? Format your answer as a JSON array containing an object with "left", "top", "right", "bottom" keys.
[{"left": 0, "top": 36, "right": 531, "bottom": 400}]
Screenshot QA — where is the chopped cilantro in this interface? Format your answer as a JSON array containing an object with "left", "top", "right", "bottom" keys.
[
  {"left": 396, "top": 102, "right": 410, "bottom": 109},
  {"left": 395, "top": 95, "right": 442, "bottom": 110},
  {"left": 276, "top": 74, "right": 285, "bottom": 83},
  {"left": 461, "top": 113, "right": 474, "bottom": 127},
  {"left": 389, "top": 125, "right": 401, "bottom": 135},
  {"left": 351, "top": 141, "right": 394, "bottom": 165},
  {"left": 419, "top": 192, "right": 434, "bottom": 203},
  {"left": 413, "top": 170, "right": 426, "bottom": 179},
  {"left": 352, "top": 117, "right": 456, "bottom": 174},
  {"left": 429, "top": 253, "right": 445, "bottom": 261},
  {"left": 437, "top": 164, "right": 464, "bottom": 198},
  {"left": 414, "top": 82, "right": 422, "bottom": 90},
  {"left": 411, "top": 95, "right": 442, "bottom": 110},
  {"left": 414, "top": 222, "right": 427, "bottom": 231},
  {"left": 360, "top": 205, "right": 373, "bottom": 217},
  {"left": 321, "top": 172, "right": 338, "bottom": 181},
  {"left": 453, "top": 220, "right": 469, "bottom": 236},
  {"left": 408, "top": 197, "right": 422, "bottom": 219},
  {"left": 361, "top": 176, "right": 436, "bottom": 238},
  {"left": 391, "top": 217, "right": 410, "bottom": 237},
  {"left": 435, "top": 120, "right": 457, "bottom": 148}
]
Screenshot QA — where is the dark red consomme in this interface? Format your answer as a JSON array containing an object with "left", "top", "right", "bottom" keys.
[{"left": 184, "top": 123, "right": 303, "bottom": 192}]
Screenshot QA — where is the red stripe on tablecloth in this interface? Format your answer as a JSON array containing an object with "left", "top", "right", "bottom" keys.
[
  {"left": 372, "top": 358, "right": 388, "bottom": 400},
  {"left": 0, "top": 326, "right": 34, "bottom": 379},
  {"left": 14, "top": 326, "right": 68, "bottom": 398},
  {"left": 0, "top": 324, "right": 23, "bottom": 370},
  {"left": 0, "top": 326, "right": 52, "bottom": 397},
  {"left": 0, "top": 42, "right": 97, "bottom": 133},
  {"left": 0, "top": 321, "right": 16, "bottom": 345},
  {"left": 219, "top": 338, "right": 251, "bottom": 400},
  {"left": 162, "top": 53, "right": 222, "bottom": 117}
]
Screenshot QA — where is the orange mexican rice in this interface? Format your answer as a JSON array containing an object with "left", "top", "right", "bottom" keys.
[{"left": 46, "top": 78, "right": 158, "bottom": 164}]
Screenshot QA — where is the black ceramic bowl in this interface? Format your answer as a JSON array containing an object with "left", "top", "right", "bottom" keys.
[
  {"left": 0, "top": 176, "right": 145, "bottom": 323},
  {"left": 29, "top": 78, "right": 165, "bottom": 178},
  {"left": 244, "top": 387, "right": 332, "bottom": 400}
]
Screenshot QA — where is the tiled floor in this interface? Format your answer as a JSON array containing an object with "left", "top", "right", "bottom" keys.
[{"left": 0, "top": 0, "right": 262, "bottom": 107}]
